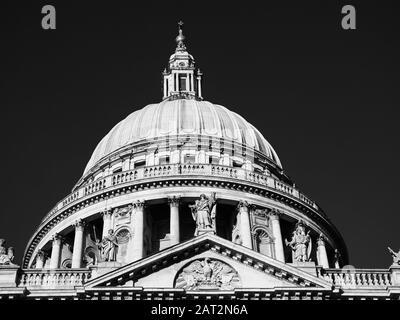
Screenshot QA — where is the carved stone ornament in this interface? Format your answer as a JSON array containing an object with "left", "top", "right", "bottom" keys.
[
  {"left": 113, "top": 204, "right": 133, "bottom": 218},
  {"left": 168, "top": 196, "right": 181, "bottom": 207},
  {"left": 253, "top": 209, "right": 268, "bottom": 218},
  {"left": 388, "top": 247, "right": 400, "bottom": 265},
  {"left": 174, "top": 258, "right": 241, "bottom": 290},
  {"left": 0, "top": 239, "right": 16, "bottom": 266}
]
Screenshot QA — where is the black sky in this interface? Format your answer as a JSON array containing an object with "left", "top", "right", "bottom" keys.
[{"left": 0, "top": 0, "right": 399, "bottom": 268}]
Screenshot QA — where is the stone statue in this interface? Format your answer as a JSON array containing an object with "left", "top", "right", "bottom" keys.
[
  {"left": 0, "top": 239, "right": 15, "bottom": 266},
  {"left": 175, "top": 258, "right": 241, "bottom": 290},
  {"left": 189, "top": 192, "right": 216, "bottom": 236},
  {"left": 97, "top": 229, "right": 118, "bottom": 262},
  {"left": 388, "top": 247, "right": 400, "bottom": 265},
  {"left": 285, "top": 221, "right": 312, "bottom": 262},
  {"left": 334, "top": 249, "right": 341, "bottom": 268}
]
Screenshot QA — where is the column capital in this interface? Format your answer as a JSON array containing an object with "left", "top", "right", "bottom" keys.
[
  {"left": 133, "top": 200, "right": 146, "bottom": 209},
  {"left": 168, "top": 196, "right": 181, "bottom": 207},
  {"left": 268, "top": 208, "right": 282, "bottom": 220},
  {"left": 101, "top": 208, "right": 113, "bottom": 219},
  {"left": 237, "top": 200, "right": 250, "bottom": 211},
  {"left": 74, "top": 219, "right": 86, "bottom": 230},
  {"left": 317, "top": 233, "right": 326, "bottom": 247},
  {"left": 248, "top": 204, "right": 257, "bottom": 212},
  {"left": 52, "top": 233, "right": 63, "bottom": 244},
  {"left": 37, "top": 249, "right": 46, "bottom": 259}
]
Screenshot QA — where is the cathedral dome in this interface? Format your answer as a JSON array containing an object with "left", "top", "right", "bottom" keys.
[
  {"left": 83, "top": 99, "right": 282, "bottom": 175},
  {"left": 20, "top": 22, "right": 349, "bottom": 280}
]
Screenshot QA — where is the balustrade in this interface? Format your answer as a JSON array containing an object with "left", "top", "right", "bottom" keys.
[
  {"left": 41, "top": 164, "right": 318, "bottom": 224},
  {"left": 19, "top": 269, "right": 91, "bottom": 288},
  {"left": 84, "top": 179, "right": 106, "bottom": 196},
  {"left": 321, "top": 269, "right": 392, "bottom": 288}
]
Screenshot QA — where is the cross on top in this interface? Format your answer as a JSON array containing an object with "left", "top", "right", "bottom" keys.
[{"left": 178, "top": 21, "right": 184, "bottom": 30}]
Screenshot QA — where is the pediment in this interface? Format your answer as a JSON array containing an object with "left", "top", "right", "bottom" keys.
[{"left": 85, "top": 234, "right": 332, "bottom": 290}]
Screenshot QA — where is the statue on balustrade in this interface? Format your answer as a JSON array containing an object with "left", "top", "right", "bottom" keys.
[
  {"left": 334, "top": 249, "right": 341, "bottom": 268},
  {"left": 0, "top": 239, "right": 15, "bottom": 266},
  {"left": 97, "top": 229, "right": 119, "bottom": 262},
  {"left": 388, "top": 247, "right": 400, "bottom": 265},
  {"left": 189, "top": 192, "right": 216, "bottom": 236},
  {"left": 285, "top": 221, "right": 312, "bottom": 262}
]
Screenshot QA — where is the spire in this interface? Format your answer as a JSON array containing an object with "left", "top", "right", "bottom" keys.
[
  {"left": 162, "top": 21, "right": 203, "bottom": 101},
  {"left": 175, "top": 21, "right": 186, "bottom": 52}
]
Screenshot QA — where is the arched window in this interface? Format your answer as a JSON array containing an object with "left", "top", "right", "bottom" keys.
[
  {"left": 254, "top": 228, "right": 274, "bottom": 258},
  {"left": 115, "top": 228, "right": 131, "bottom": 263},
  {"left": 83, "top": 246, "right": 99, "bottom": 267},
  {"left": 61, "top": 258, "right": 72, "bottom": 269}
]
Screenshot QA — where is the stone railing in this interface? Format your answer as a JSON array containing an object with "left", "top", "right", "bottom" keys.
[
  {"left": 18, "top": 269, "right": 91, "bottom": 288},
  {"left": 320, "top": 269, "right": 392, "bottom": 288},
  {"left": 42, "top": 164, "right": 319, "bottom": 224},
  {"left": 84, "top": 178, "right": 107, "bottom": 196},
  {"left": 62, "top": 190, "right": 80, "bottom": 207}
]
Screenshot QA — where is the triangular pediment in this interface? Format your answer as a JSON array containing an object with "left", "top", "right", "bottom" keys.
[{"left": 85, "top": 234, "right": 332, "bottom": 290}]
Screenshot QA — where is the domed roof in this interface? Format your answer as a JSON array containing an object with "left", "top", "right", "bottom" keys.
[{"left": 83, "top": 99, "right": 282, "bottom": 175}]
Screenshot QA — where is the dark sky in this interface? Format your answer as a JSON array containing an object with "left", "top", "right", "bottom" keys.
[{"left": 0, "top": 0, "right": 399, "bottom": 268}]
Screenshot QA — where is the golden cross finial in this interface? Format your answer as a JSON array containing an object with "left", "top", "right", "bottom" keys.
[{"left": 175, "top": 21, "right": 186, "bottom": 51}]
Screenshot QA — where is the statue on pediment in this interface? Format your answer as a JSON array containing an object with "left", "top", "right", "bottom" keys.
[
  {"left": 285, "top": 221, "right": 312, "bottom": 262},
  {"left": 97, "top": 229, "right": 118, "bottom": 262},
  {"left": 388, "top": 247, "right": 400, "bottom": 265},
  {"left": 0, "top": 239, "right": 15, "bottom": 266},
  {"left": 189, "top": 193, "right": 216, "bottom": 236},
  {"left": 175, "top": 258, "right": 241, "bottom": 290}
]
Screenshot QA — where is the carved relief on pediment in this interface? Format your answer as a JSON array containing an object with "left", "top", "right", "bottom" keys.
[{"left": 174, "top": 258, "right": 241, "bottom": 290}]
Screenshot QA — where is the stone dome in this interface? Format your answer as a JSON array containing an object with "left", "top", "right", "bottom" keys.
[{"left": 83, "top": 99, "right": 282, "bottom": 175}]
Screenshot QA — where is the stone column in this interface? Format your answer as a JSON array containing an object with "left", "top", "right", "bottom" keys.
[
  {"left": 132, "top": 201, "right": 146, "bottom": 261},
  {"left": 171, "top": 149, "right": 180, "bottom": 164},
  {"left": 242, "top": 160, "right": 253, "bottom": 171},
  {"left": 101, "top": 209, "right": 113, "bottom": 238},
  {"left": 190, "top": 73, "right": 194, "bottom": 92},
  {"left": 197, "top": 73, "right": 202, "bottom": 99},
  {"left": 317, "top": 234, "right": 330, "bottom": 269},
  {"left": 35, "top": 250, "right": 45, "bottom": 269},
  {"left": 221, "top": 154, "right": 230, "bottom": 166},
  {"left": 163, "top": 76, "right": 167, "bottom": 98},
  {"left": 168, "top": 196, "right": 180, "bottom": 246},
  {"left": 71, "top": 219, "right": 86, "bottom": 268},
  {"left": 185, "top": 74, "right": 190, "bottom": 92},
  {"left": 174, "top": 73, "right": 178, "bottom": 92},
  {"left": 49, "top": 234, "right": 63, "bottom": 269},
  {"left": 197, "top": 150, "right": 207, "bottom": 164},
  {"left": 237, "top": 201, "right": 252, "bottom": 249},
  {"left": 268, "top": 209, "right": 285, "bottom": 262}
]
